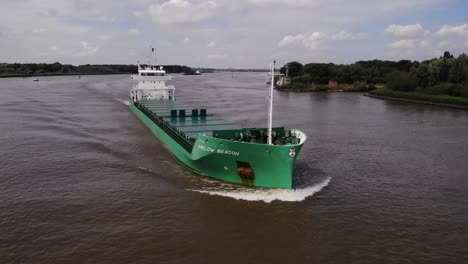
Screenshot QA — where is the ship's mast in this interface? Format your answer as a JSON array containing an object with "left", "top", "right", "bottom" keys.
[
  {"left": 149, "top": 46, "right": 156, "bottom": 69},
  {"left": 267, "top": 61, "right": 275, "bottom": 145}
]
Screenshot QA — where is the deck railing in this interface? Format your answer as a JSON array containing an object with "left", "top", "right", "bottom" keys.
[{"left": 135, "top": 102, "right": 194, "bottom": 153}]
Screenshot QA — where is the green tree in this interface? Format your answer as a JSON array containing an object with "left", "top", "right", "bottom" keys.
[
  {"left": 281, "top": 61, "right": 303, "bottom": 77},
  {"left": 302, "top": 63, "right": 331, "bottom": 84},
  {"left": 427, "top": 59, "right": 443, "bottom": 86},
  {"left": 386, "top": 71, "right": 418, "bottom": 91},
  {"left": 396, "top": 60, "right": 415, "bottom": 72},
  {"left": 352, "top": 80, "right": 368, "bottom": 91},
  {"left": 441, "top": 57, "right": 455, "bottom": 82},
  {"left": 410, "top": 62, "right": 430, "bottom": 88},
  {"left": 449, "top": 53, "right": 468, "bottom": 83},
  {"left": 339, "top": 63, "right": 368, "bottom": 83},
  {"left": 443, "top": 51, "right": 454, "bottom": 59}
]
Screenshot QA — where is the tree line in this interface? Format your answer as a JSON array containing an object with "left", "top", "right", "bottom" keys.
[
  {"left": 279, "top": 51, "right": 468, "bottom": 97},
  {"left": 0, "top": 62, "right": 195, "bottom": 76}
]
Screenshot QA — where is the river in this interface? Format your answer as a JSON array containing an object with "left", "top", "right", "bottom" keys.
[{"left": 0, "top": 72, "right": 467, "bottom": 263}]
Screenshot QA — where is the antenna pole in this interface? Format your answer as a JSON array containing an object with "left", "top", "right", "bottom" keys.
[
  {"left": 149, "top": 46, "right": 156, "bottom": 68},
  {"left": 149, "top": 46, "right": 151, "bottom": 68},
  {"left": 267, "top": 61, "right": 275, "bottom": 145}
]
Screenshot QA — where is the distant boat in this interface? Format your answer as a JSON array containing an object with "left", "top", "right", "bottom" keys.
[
  {"left": 33, "top": 78, "right": 39, "bottom": 82},
  {"left": 195, "top": 70, "right": 201, "bottom": 75}
]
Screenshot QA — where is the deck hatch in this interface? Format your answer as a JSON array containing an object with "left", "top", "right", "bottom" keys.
[{"left": 136, "top": 100, "right": 241, "bottom": 152}]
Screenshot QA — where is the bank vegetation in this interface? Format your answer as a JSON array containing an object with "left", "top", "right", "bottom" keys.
[
  {"left": 0, "top": 62, "right": 195, "bottom": 77},
  {"left": 278, "top": 52, "right": 468, "bottom": 101}
]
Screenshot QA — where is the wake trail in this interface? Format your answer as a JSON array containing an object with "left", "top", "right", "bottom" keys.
[
  {"left": 189, "top": 177, "right": 331, "bottom": 203},
  {"left": 114, "top": 98, "right": 129, "bottom": 106}
]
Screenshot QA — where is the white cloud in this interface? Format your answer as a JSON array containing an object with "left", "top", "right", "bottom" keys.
[
  {"left": 384, "top": 22, "right": 468, "bottom": 60},
  {"left": 47, "top": 8, "right": 59, "bottom": 16},
  {"left": 387, "top": 38, "right": 434, "bottom": 51},
  {"left": 387, "top": 39, "right": 416, "bottom": 48},
  {"left": 246, "top": 0, "right": 320, "bottom": 9},
  {"left": 32, "top": 28, "right": 46, "bottom": 34},
  {"left": 438, "top": 40, "right": 449, "bottom": 48},
  {"left": 383, "top": 23, "right": 445, "bottom": 54},
  {"left": 0, "top": 25, "right": 10, "bottom": 38},
  {"left": 183, "top": 37, "right": 190, "bottom": 44},
  {"left": 96, "top": 16, "right": 116, "bottom": 23},
  {"left": 207, "top": 53, "right": 228, "bottom": 60},
  {"left": 330, "top": 31, "right": 368, "bottom": 41},
  {"left": 207, "top": 41, "right": 216, "bottom": 48},
  {"left": 35, "top": 7, "right": 60, "bottom": 18},
  {"left": 278, "top": 31, "right": 366, "bottom": 50},
  {"left": 0, "top": 0, "right": 460, "bottom": 67},
  {"left": 128, "top": 28, "right": 140, "bottom": 35},
  {"left": 418, "top": 40, "right": 430, "bottom": 48},
  {"left": 435, "top": 23, "right": 468, "bottom": 37},
  {"left": 135, "top": 0, "right": 217, "bottom": 25},
  {"left": 97, "top": 34, "right": 111, "bottom": 41},
  {"left": 50, "top": 45, "right": 65, "bottom": 55},
  {"left": 465, "top": 40, "right": 468, "bottom": 47},
  {"left": 277, "top": 32, "right": 326, "bottom": 50},
  {"left": 379, "top": 0, "right": 444, "bottom": 12},
  {"left": 303, "top": 32, "right": 326, "bottom": 49},
  {"left": 384, "top": 24, "right": 425, "bottom": 38},
  {"left": 77, "top": 41, "right": 99, "bottom": 56},
  {"left": 330, "top": 31, "right": 351, "bottom": 40},
  {"left": 278, "top": 34, "right": 306, "bottom": 47}
]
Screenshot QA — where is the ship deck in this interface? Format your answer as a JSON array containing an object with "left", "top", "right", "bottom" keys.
[{"left": 138, "top": 100, "right": 241, "bottom": 140}]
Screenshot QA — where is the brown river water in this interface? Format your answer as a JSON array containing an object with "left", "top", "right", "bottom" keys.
[{"left": 0, "top": 72, "right": 467, "bottom": 263}]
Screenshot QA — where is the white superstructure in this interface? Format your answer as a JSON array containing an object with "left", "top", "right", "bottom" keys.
[{"left": 130, "top": 63, "right": 175, "bottom": 102}]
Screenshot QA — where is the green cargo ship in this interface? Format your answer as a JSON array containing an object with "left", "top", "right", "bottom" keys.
[{"left": 129, "top": 62, "right": 306, "bottom": 189}]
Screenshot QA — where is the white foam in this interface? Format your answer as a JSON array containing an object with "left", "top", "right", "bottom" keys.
[
  {"left": 189, "top": 177, "right": 331, "bottom": 203},
  {"left": 114, "top": 98, "right": 129, "bottom": 106}
]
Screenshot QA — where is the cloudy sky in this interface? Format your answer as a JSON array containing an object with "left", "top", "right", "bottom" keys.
[{"left": 0, "top": 0, "right": 467, "bottom": 68}]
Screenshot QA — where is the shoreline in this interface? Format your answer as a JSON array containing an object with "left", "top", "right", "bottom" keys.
[
  {"left": 364, "top": 93, "right": 468, "bottom": 110},
  {"left": 0, "top": 72, "right": 133, "bottom": 78},
  {"left": 276, "top": 87, "right": 369, "bottom": 93}
]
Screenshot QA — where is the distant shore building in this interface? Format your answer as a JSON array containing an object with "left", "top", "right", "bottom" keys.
[
  {"left": 329, "top": 80, "right": 338, "bottom": 88},
  {"left": 277, "top": 76, "right": 290, "bottom": 86}
]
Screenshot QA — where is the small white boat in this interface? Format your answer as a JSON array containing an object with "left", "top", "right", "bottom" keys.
[{"left": 33, "top": 78, "right": 39, "bottom": 82}]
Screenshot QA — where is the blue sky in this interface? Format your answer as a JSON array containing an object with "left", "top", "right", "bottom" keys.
[{"left": 0, "top": 0, "right": 467, "bottom": 68}]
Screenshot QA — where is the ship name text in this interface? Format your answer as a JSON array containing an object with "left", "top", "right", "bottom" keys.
[{"left": 198, "top": 145, "right": 240, "bottom": 156}]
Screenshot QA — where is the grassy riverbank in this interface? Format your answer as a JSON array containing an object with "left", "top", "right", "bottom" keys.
[{"left": 369, "top": 88, "right": 468, "bottom": 108}]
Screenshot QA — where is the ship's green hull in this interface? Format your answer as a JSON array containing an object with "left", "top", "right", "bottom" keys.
[{"left": 129, "top": 101, "right": 305, "bottom": 189}]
